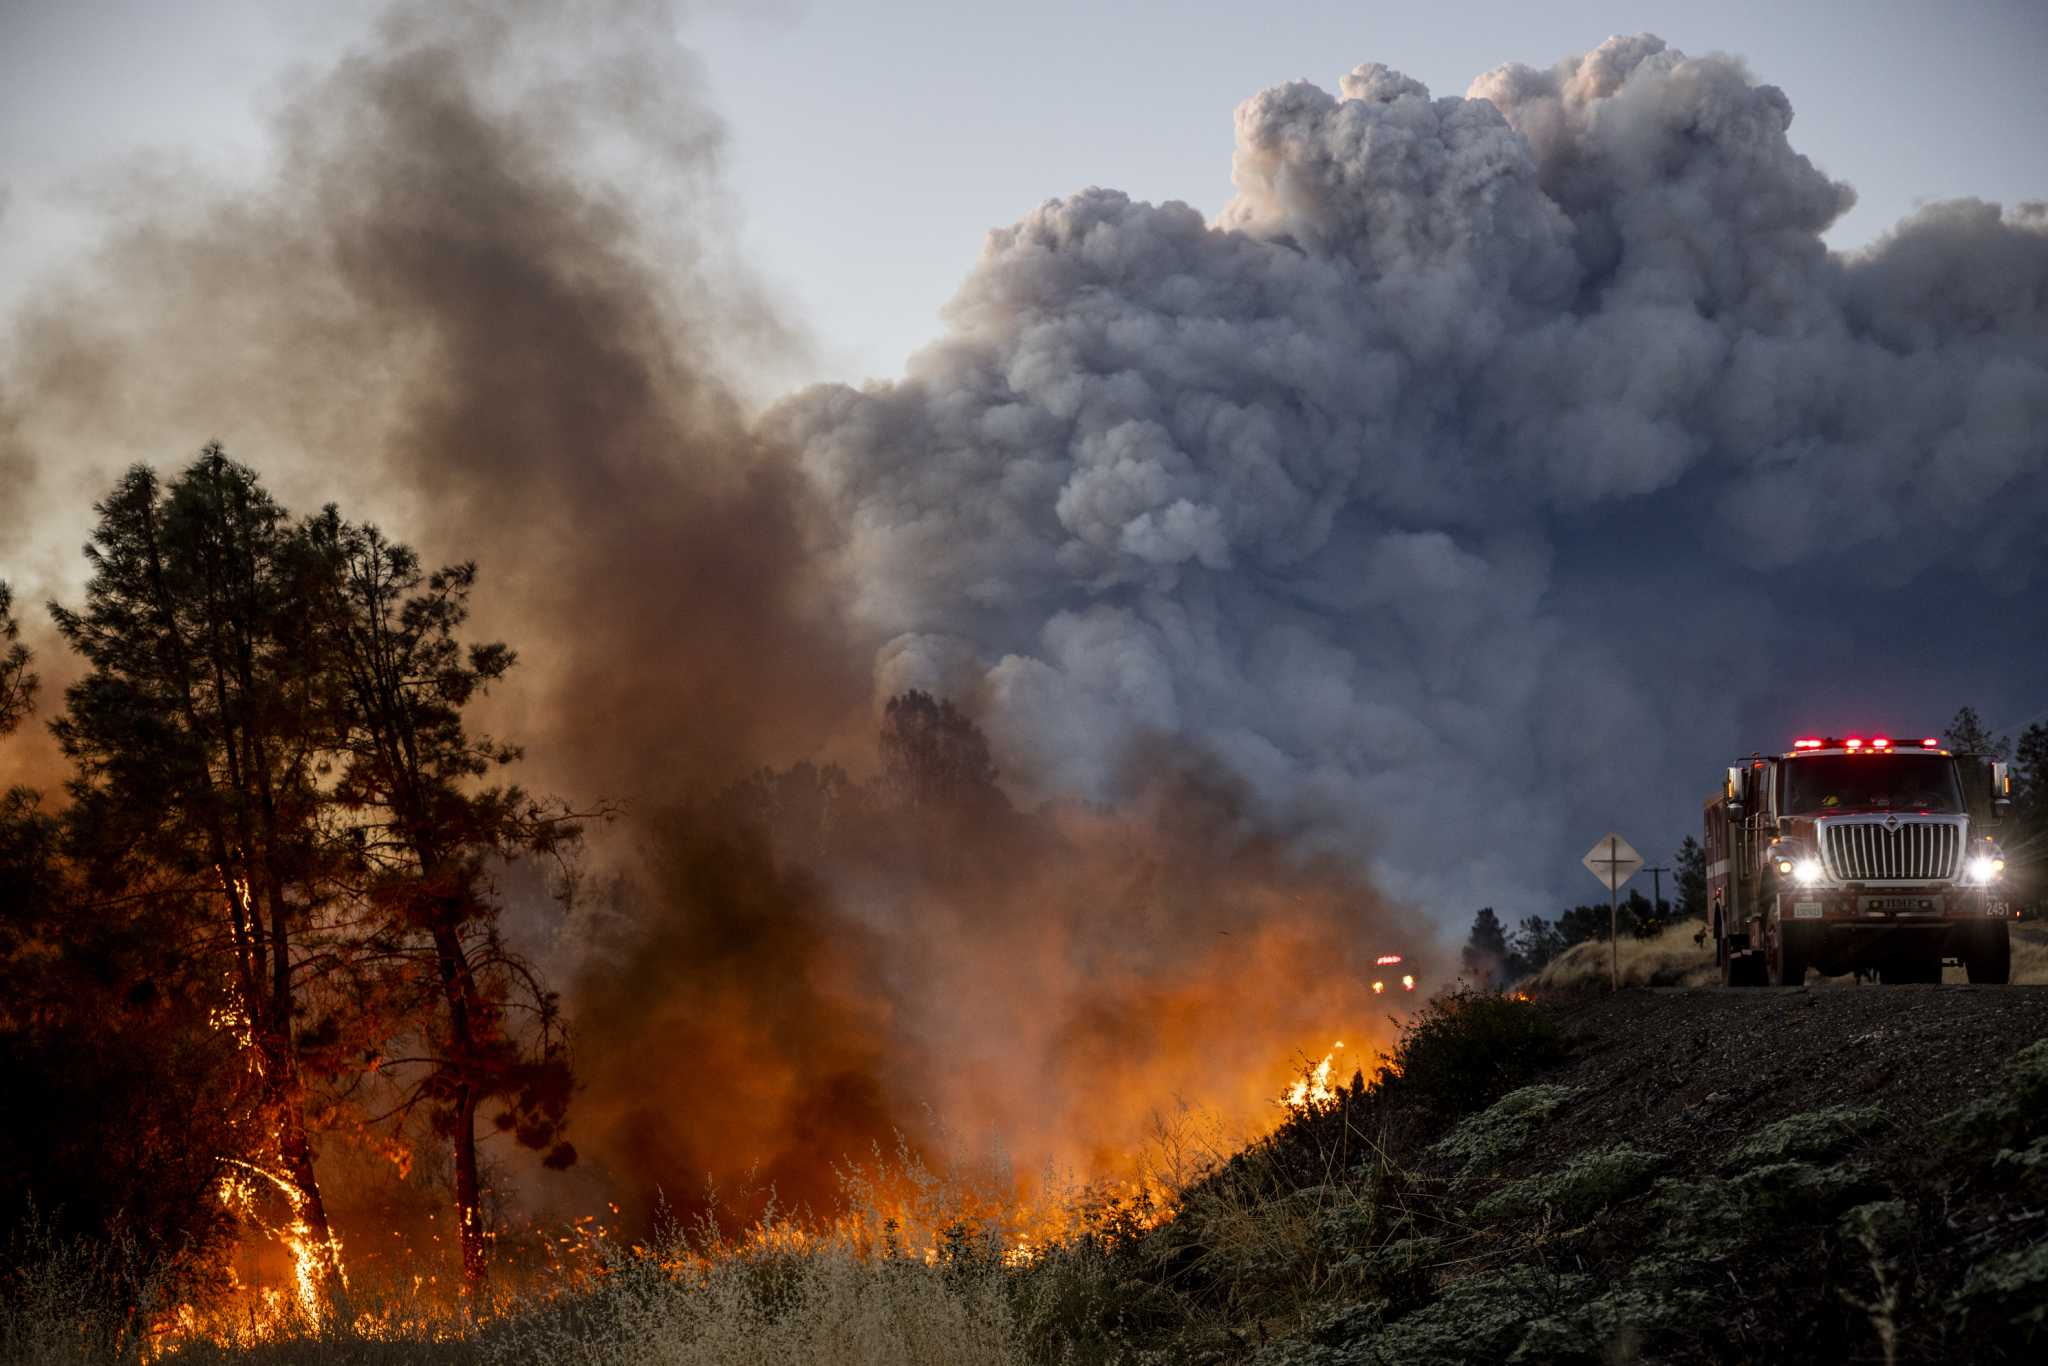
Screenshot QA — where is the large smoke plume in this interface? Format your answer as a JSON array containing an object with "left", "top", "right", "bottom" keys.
[{"left": 770, "top": 35, "right": 2048, "bottom": 917}]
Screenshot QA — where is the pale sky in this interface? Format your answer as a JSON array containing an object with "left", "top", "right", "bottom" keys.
[{"left": 3, "top": 0, "right": 2046, "bottom": 391}]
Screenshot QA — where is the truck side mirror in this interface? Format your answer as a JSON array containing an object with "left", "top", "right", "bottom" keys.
[
  {"left": 1994, "top": 760, "right": 2013, "bottom": 816},
  {"left": 1725, "top": 766, "right": 1745, "bottom": 816}
]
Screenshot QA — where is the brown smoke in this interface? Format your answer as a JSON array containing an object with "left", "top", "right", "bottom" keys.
[
  {"left": 0, "top": 0, "right": 864, "bottom": 807},
  {"left": 0, "top": 0, "right": 1431, "bottom": 1236}
]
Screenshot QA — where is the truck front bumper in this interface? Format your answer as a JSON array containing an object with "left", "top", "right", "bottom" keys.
[{"left": 1779, "top": 888, "right": 2012, "bottom": 924}]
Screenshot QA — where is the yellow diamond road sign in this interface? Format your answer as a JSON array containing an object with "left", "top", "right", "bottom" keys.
[{"left": 1582, "top": 833, "right": 1643, "bottom": 892}]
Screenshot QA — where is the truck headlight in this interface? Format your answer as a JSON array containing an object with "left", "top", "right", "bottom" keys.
[
  {"left": 1967, "top": 855, "right": 2006, "bottom": 884},
  {"left": 1793, "top": 858, "right": 1825, "bottom": 885}
]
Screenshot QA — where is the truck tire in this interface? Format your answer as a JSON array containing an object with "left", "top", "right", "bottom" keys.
[
  {"left": 1964, "top": 922, "right": 2011, "bottom": 985},
  {"left": 1769, "top": 923, "right": 1812, "bottom": 987}
]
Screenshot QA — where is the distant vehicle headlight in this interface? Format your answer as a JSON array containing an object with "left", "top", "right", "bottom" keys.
[{"left": 1793, "top": 859, "right": 1825, "bottom": 885}]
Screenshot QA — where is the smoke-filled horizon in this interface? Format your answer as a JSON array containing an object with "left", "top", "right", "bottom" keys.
[{"left": 0, "top": 1, "right": 2044, "bottom": 1225}]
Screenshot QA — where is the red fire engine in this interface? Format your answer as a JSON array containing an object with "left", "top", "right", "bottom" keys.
[{"left": 1706, "top": 735, "right": 2013, "bottom": 986}]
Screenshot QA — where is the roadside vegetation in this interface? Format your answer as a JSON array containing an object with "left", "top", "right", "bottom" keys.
[
  {"left": 1526, "top": 919, "right": 2048, "bottom": 990},
  {"left": 9, "top": 988, "right": 2045, "bottom": 1364}
]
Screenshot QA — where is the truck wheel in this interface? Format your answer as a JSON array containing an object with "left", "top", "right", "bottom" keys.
[
  {"left": 1769, "top": 923, "right": 1812, "bottom": 987},
  {"left": 1964, "top": 923, "right": 2011, "bottom": 985}
]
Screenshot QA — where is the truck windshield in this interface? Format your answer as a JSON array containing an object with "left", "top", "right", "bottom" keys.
[{"left": 1782, "top": 755, "right": 1963, "bottom": 815}]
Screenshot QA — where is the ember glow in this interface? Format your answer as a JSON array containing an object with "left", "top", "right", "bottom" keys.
[{"left": 214, "top": 1161, "right": 346, "bottom": 1333}]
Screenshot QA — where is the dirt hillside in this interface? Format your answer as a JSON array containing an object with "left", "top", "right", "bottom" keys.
[
  {"left": 1535, "top": 982, "right": 2048, "bottom": 1164},
  {"left": 1193, "top": 979, "right": 2048, "bottom": 1365}
]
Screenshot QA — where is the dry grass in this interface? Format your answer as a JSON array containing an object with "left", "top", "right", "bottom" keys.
[
  {"left": 1526, "top": 922, "right": 1718, "bottom": 991},
  {"left": 2008, "top": 925, "right": 2048, "bottom": 984},
  {"left": 489, "top": 1240, "right": 1030, "bottom": 1366},
  {"left": 0, "top": 1223, "right": 157, "bottom": 1366},
  {"left": 3, "top": 1231, "right": 1036, "bottom": 1366},
  {"left": 1526, "top": 920, "right": 2048, "bottom": 990}
]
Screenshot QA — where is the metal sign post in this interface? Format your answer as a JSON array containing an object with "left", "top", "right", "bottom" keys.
[{"left": 1582, "top": 834, "right": 1644, "bottom": 991}]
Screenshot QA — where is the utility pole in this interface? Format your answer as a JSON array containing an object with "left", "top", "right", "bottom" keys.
[{"left": 1644, "top": 865, "right": 1670, "bottom": 925}]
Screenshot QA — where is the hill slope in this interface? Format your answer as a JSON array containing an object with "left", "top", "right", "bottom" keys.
[{"left": 1208, "top": 984, "right": 2048, "bottom": 1365}]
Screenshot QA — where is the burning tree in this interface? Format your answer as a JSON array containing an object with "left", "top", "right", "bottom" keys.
[
  {"left": 50, "top": 452, "right": 349, "bottom": 1305},
  {"left": 301, "top": 511, "right": 582, "bottom": 1293},
  {"left": 35, "top": 449, "right": 588, "bottom": 1313}
]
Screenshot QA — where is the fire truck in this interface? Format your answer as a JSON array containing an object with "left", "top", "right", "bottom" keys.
[
  {"left": 1372, "top": 954, "right": 1416, "bottom": 995},
  {"left": 1706, "top": 735, "right": 2014, "bottom": 986}
]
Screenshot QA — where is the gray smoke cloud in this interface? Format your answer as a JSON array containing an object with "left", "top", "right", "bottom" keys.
[{"left": 768, "top": 35, "right": 2048, "bottom": 918}]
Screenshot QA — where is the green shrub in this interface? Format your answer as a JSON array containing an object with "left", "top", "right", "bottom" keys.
[
  {"left": 1470, "top": 1146, "right": 1665, "bottom": 1223},
  {"left": 1951, "top": 1240, "right": 2048, "bottom": 1351},
  {"left": 1992, "top": 1137, "right": 2048, "bottom": 1194},
  {"left": 1426, "top": 1084, "right": 1578, "bottom": 1182},
  {"left": 1343, "top": 1265, "right": 1589, "bottom": 1365},
  {"left": 1331, "top": 1234, "right": 1442, "bottom": 1315},
  {"left": 1938, "top": 1038, "right": 2048, "bottom": 1160},
  {"left": 1723, "top": 1105, "right": 1886, "bottom": 1171},
  {"left": 1649, "top": 1160, "right": 1881, "bottom": 1259},
  {"left": 1380, "top": 990, "right": 1568, "bottom": 1117},
  {"left": 1514, "top": 1266, "right": 1714, "bottom": 1364},
  {"left": 1251, "top": 1269, "right": 1587, "bottom": 1366}
]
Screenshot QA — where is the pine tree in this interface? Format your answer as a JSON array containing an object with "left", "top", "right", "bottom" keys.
[
  {"left": 2007, "top": 722, "right": 2048, "bottom": 914},
  {"left": 1673, "top": 836, "right": 1707, "bottom": 920},
  {"left": 0, "top": 581, "right": 35, "bottom": 736},
  {"left": 1461, "top": 907, "right": 1508, "bottom": 985},
  {"left": 1944, "top": 705, "right": 2010, "bottom": 758},
  {"left": 49, "top": 451, "right": 345, "bottom": 1300},
  {"left": 302, "top": 510, "right": 583, "bottom": 1292},
  {"left": 1510, "top": 915, "right": 1566, "bottom": 976},
  {"left": 879, "top": 690, "right": 1001, "bottom": 812}
]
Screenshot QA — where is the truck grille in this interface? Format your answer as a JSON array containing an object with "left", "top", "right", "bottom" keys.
[{"left": 1819, "top": 819, "right": 1962, "bottom": 882}]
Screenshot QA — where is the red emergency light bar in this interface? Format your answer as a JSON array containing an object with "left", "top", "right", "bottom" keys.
[
  {"left": 1790, "top": 736, "right": 1947, "bottom": 753},
  {"left": 1375, "top": 954, "right": 1403, "bottom": 966}
]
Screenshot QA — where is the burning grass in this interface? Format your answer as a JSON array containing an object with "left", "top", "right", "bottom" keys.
[
  {"left": 22, "top": 988, "right": 2045, "bottom": 1364},
  {"left": 0, "top": 1002, "right": 1490, "bottom": 1365}
]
